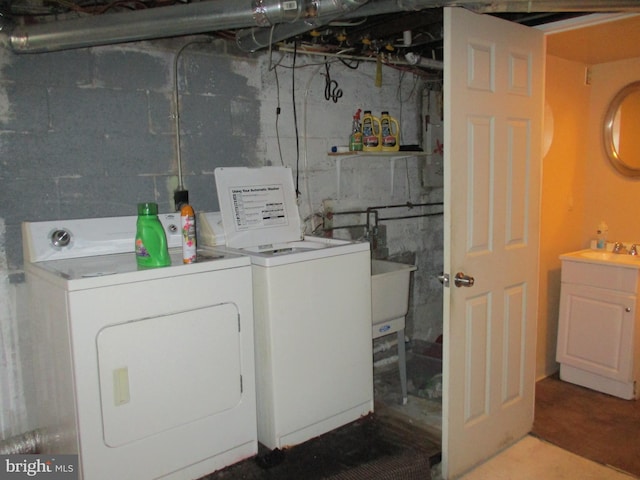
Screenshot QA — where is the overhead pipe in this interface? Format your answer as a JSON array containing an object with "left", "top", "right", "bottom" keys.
[
  {"left": 237, "top": 0, "right": 640, "bottom": 52},
  {"left": 2, "top": 0, "right": 315, "bottom": 53},
  {"left": 2, "top": 0, "right": 640, "bottom": 54},
  {"left": 236, "top": 0, "right": 370, "bottom": 52}
]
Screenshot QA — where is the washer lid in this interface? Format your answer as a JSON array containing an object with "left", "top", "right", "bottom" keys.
[{"left": 215, "top": 166, "right": 302, "bottom": 249}]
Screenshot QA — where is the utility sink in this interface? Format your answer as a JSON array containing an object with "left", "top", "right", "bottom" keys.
[
  {"left": 371, "top": 259, "right": 417, "bottom": 327},
  {"left": 560, "top": 249, "right": 640, "bottom": 268}
]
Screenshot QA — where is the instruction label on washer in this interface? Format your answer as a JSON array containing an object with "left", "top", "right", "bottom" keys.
[{"left": 229, "top": 184, "right": 288, "bottom": 231}]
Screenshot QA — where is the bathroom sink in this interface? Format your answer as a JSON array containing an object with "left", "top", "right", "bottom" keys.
[{"left": 560, "top": 249, "right": 640, "bottom": 268}]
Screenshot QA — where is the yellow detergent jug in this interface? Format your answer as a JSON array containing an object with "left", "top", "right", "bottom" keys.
[
  {"left": 380, "top": 111, "right": 400, "bottom": 152},
  {"left": 362, "top": 110, "right": 382, "bottom": 152}
]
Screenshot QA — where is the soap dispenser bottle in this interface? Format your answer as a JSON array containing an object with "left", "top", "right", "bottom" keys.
[{"left": 596, "top": 221, "right": 608, "bottom": 250}]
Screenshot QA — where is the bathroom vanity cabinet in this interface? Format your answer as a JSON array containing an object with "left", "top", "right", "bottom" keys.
[{"left": 556, "top": 250, "right": 640, "bottom": 399}]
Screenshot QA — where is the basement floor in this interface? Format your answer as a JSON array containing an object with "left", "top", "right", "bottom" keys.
[
  {"left": 200, "top": 349, "right": 443, "bottom": 480},
  {"left": 202, "top": 345, "right": 640, "bottom": 480}
]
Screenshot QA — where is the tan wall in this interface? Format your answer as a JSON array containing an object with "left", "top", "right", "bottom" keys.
[
  {"left": 538, "top": 55, "right": 640, "bottom": 379},
  {"left": 537, "top": 55, "right": 590, "bottom": 379},
  {"left": 583, "top": 57, "right": 640, "bottom": 243}
]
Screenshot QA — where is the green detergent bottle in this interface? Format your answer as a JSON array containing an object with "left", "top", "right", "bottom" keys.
[{"left": 135, "top": 202, "right": 171, "bottom": 268}]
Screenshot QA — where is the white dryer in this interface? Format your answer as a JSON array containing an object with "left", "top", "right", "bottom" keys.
[
  {"left": 201, "top": 166, "right": 373, "bottom": 450},
  {"left": 22, "top": 213, "right": 257, "bottom": 480}
]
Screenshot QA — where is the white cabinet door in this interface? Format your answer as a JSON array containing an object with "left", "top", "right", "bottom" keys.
[{"left": 557, "top": 283, "right": 636, "bottom": 382}]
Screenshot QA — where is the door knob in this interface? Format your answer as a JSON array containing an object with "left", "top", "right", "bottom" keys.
[{"left": 454, "top": 272, "right": 475, "bottom": 288}]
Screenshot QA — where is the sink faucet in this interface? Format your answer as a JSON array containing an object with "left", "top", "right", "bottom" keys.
[
  {"left": 613, "top": 242, "right": 628, "bottom": 254},
  {"left": 630, "top": 244, "right": 639, "bottom": 256}
]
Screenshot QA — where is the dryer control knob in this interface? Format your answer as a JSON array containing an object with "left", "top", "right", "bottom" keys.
[{"left": 51, "top": 229, "right": 72, "bottom": 248}]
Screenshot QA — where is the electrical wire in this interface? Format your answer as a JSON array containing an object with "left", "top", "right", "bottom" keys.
[
  {"left": 323, "top": 60, "right": 343, "bottom": 103},
  {"left": 292, "top": 42, "right": 301, "bottom": 197},
  {"left": 268, "top": 25, "right": 285, "bottom": 166}
]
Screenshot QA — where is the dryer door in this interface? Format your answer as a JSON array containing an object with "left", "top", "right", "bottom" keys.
[{"left": 96, "top": 302, "right": 241, "bottom": 447}]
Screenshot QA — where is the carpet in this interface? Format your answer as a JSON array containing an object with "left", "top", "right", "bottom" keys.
[
  {"left": 533, "top": 374, "right": 640, "bottom": 477},
  {"left": 201, "top": 414, "right": 437, "bottom": 480}
]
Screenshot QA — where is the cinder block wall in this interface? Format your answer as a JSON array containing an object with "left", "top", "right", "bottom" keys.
[
  {"left": 0, "top": 39, "right": 261, "bottom": 270},
  {"left": 0, "top": 37, "right": 444, "bottom": 437}
]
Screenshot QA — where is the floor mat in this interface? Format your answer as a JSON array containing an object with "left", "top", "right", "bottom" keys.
[
  {"left": 533, "top": 374, "right": 640, "bottom": 477},
  {"left": 200, "top": 415, "right": 438, "bottom": 480}
]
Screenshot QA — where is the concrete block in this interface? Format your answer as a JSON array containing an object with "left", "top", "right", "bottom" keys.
[
  {"left": 0, "top": 177, "right": 59, "bottom": 224},
  {"left": 0, "top": 85, "right": 49, "bottom": 132},
  {"left": 93, "top": 47, "right": 171, "bottom": 91},
  {"left": 40, "top": 132, "right": 108, "bottom": 177},
  {"left": 148, "top": 91, "right": 174, "bottom": 134},
  {"left": 58, "top": 175, "right": 157, "bottom": 218},
  {"left": 48, "top": 87, "right": 150, "bottom": 134},
  {"left": 181, "top": 54, "right": 258, "bottom": 97},
  {"left": 177, "top": 93, "right": 231, "bottom": 136},
  {"left": 0, "top": 131, "right": 107, "bottom": 179},
  {"left": 102, "top": 133, "right": 174, "bottom": 176},
  {"left": 1, "top": 49, "right": 92, "bottom": 87},
  {"left": 181, "top": 134, "right": 255, "bottom": 174},
  {"left": 230, "top": 98, "right": 260, "bottom": 138}
]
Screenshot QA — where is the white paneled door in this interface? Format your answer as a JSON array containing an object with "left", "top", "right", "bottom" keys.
[{"left": 442, "top": 7, "right": 544, "bottom": 478}]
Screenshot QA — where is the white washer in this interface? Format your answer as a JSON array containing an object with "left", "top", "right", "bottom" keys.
[
  {"left": 22, "top": 213, "right": 257, "bottom": 480},
  {"left": 202, "top": 166, "right": 373, "bottom": 450}
]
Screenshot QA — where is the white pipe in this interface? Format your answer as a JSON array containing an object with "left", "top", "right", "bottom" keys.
[
  {"left": 404, "top": 52, "right": 444, "bottom": 70},
  {"left": 374, "top": 355, "right": 399, "bottom": 367},
  {"left": 373, "top": 338, "right": 399, "bottom": 354}
]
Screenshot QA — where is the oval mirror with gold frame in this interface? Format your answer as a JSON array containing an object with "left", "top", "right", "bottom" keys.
[{"left": 604, "top": 81, "right": 640, "bottom": 177}]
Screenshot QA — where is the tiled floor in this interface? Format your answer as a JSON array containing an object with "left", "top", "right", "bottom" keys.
[{"left": 459, "top": 435, "right": 637, "bottom": 480}]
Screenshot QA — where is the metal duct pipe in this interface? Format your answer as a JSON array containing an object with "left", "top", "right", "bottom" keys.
[
  {"left": 3, "top": 0, "right": 312, "bottom": 53},
  {"left": 3, "top": 0, "right": 640, "bottom": 54},
  {"left": 237, "top": 0, "right": 640, "bottom": 52},
  {"left": 0, "top": 427, "right": 73, "bottom": 455},
  {"left": 236, "top": 0, "right": 370, "bottom": 52},
  {"left": 0, "top": 429, "right": 45, "bottom": 455}
]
